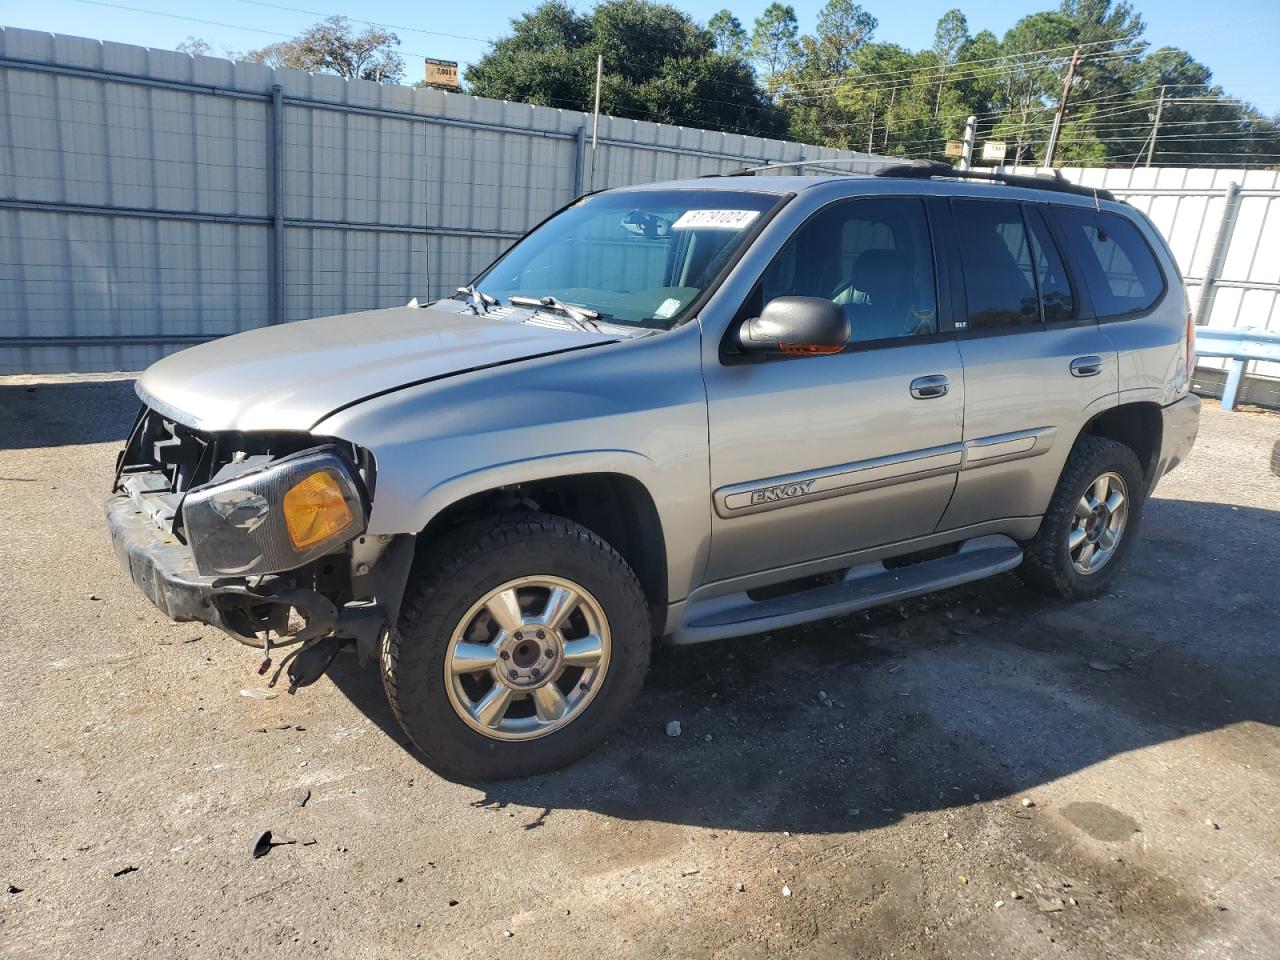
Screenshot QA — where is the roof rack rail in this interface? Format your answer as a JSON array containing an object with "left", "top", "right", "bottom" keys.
[
  {"left": 707, "top": 157, "right": 886, "bottom": 177},
  {"left": 873, "top": 159, "right": 1114, "bottom": 202}
]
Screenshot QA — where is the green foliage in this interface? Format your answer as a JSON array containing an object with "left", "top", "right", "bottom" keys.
[
  {"left": 465, "top": 1, "right": 785, "bottom": 136},
  {"left": 750, "top": 3, "right": 801, "bottom": 89},
  {"left": 708, "top": 10, "right": 749, "bottom": 58},
  {"left": 775, "top": 0, "right": 1278, "bottom": 167},
  {"left": 472, "top": 0, "right": 1278, "bottom": 166}
]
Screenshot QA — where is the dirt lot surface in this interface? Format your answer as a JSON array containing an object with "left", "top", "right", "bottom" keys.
[{"left": 1, "top": 376, "right": 1278, "bottom": 960}]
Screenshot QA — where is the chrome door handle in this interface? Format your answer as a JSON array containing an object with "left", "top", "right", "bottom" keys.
[
  {"left": 910, "top": 374, "right": 950, "bottom": 399},
  {"left": 1070, "top": 356, "right": 1103, "bottom": 377}
]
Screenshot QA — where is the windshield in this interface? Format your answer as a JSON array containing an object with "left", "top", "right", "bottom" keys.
[{"left": 472, "top": 189, "right": 783, "bottom": 329}]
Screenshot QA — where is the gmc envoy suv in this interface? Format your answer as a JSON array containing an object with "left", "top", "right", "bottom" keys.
[{"left": 107, "top": 160, "right": 1200, "bottom": 779}]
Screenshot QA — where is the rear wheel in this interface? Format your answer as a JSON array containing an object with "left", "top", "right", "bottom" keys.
[
  {"left": 1020, "top": 435, "right": 1146, "bottom": 599},
  {"left": 381, "top": 513, "right": 651, "bottom": 780}
]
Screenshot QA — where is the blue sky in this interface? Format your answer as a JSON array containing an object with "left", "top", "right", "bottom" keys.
[{"left": 3, "top": 0, "right": 1278, "bottom": 113}]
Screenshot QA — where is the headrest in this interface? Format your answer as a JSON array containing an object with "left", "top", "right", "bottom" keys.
[{"left": 851, "top": 249, "right": 908, "bottom": 297}]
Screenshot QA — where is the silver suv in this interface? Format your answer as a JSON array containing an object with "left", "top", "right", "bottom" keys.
[{"left": 107, "top": 162, "right": 1200, "bottom": 779}]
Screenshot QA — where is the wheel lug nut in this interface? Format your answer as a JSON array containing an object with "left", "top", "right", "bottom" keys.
[
  {"left": 514, "top": 631, "right": 523, "bottom": 641},
  {"left": 536, "top": 630, "right": 545, "bottom": 640},
  {"left": 545, "top": 648, "right": 554, "bottom": 658},
  {"left": 530, "top": 668, "right": 540, "bottom": 679},
  {"left": 508, "top": 670, "right": 518, "bottom": 680},
  {"left": 499, "top": 651, "right": 509, "bottom": 660}
]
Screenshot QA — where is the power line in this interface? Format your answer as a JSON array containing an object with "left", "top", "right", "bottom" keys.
[
  {"left": 224, "top": 0, "right": 491, "bottom": 45},
  {"left": 767, "top": 19, "right": 1280, "bottom": 102},
  {"left": 51, "top": 0, "right": 1280, "bottom": 157},
  {"left": 781, "top": 39, "right": 1152, "bottom": 94},
  {"left": 780, "top": 46, "right": 1149, "bottom": 100},
  {"left": 64, "top": 0, "right": 472, "bottom": 62}
]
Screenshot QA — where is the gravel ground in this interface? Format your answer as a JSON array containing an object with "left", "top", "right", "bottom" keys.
[{"left": 1, "top": 375, "right": 1278, "bottom": 960}]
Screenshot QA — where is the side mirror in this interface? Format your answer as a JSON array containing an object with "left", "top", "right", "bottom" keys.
[{"left": 738, "top": 296, "right": 850, "bottom": 356}]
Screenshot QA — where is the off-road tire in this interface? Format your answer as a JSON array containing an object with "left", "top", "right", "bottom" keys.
[
  {"left": 381, "top": 513, "right": 651, "bottom": 781},
  {"left": 1019, "top": 435, "right": 1146, "bottom": 600}
]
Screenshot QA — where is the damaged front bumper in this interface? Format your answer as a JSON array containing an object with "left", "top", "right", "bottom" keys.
[{"left": 105, "top": 492, "right": 412, "bottom": 668}]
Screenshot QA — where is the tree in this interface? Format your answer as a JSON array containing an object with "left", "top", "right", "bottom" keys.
[
  {"left": 466, "top": 1, "right": 785, "bottom": 137},
  {"left": 244, "top": 15, "right": 404, "bottom": 83},
  {"left": 1126, "top": 47, "right": 1280, "bottom": 166},
  {"left": 932, "top": 9, "right": 969, "bottom": 115},
  {"left": 751, "top": 3, "right": 800, "bottom": 92},
  {"left": 812, "top": 0, "right": 877, "bottom": 76},
  {"left": 708, "top": 10, "right": 748, "bottom": 57},
  {"left": 175, "top": 36, "right": 211, "bottom": 57},
  {"left": 778, "top": 0, "right": 876, "bottom": 146}
]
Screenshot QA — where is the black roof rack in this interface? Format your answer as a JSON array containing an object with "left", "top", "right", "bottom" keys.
[{"left": 873, "top": 159, "right": 1114, "bottom": 202}]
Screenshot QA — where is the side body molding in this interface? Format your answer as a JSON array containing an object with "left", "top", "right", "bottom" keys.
[{"left": 714, "top": 427, "right": 1056, "bottom": 519}]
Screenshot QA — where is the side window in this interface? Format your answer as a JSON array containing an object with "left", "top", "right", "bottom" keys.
[
  {"left": 951, "top": 199, "right": 1040, "bottom": 330},
  {"left": 1054, "top": 208, "right": 1165, "bottom": 318},
  {"left": 1024, "top": 206, "right": 1075, "bottom": 322},
  {"left": 759, "top": 198, "right": 938, "bottom": 344}
]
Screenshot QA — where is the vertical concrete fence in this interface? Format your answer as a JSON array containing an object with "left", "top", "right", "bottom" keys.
[{"left": 0, "top": 27, "right": 889, "bottom": 374}]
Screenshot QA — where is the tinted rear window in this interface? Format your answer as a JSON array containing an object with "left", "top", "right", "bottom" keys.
[
  {"left": 1054, "top": 209, "right": 1165, "bottom": 319},
  {"left": 1025, "top": 206, "right": 1075, "bottom": 322},
  {"left": 952, "top": 199, "right": 1040, "bottom": 331}
]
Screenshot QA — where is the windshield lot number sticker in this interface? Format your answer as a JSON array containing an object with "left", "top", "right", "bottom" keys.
[
  {"left": 654, "top": 298, "right": 682, "bottom": 319},
  {"left": 672, "top": 209, "right": 760, "bottom": 230}
]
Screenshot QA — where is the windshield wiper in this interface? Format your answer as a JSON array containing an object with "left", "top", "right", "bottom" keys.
[
  {"left": 455, "top": 284, "right": 498, "bottom": 315},
  {"left": 509, "top": 295, "right": 602, "bottom": 333}
]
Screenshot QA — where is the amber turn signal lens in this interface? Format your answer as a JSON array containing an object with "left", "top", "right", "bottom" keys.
[{"left": 282, "top": 470, "right": 354, "bottom": 550}]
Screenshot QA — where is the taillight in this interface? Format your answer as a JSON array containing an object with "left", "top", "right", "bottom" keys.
[{"left": 1185, "top": 309, "right": 1196, "bottom": 381}]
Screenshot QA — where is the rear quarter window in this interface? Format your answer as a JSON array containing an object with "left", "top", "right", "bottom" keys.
[{"left": 1054, "top": 208, "right": 1165, "bottom": 319}]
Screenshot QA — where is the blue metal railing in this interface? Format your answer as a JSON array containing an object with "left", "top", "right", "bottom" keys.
[{"left": 1194, "top": 327, "right": 1280, "bottom": 410}]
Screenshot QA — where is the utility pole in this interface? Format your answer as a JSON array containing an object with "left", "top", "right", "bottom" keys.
[
  {"left": 1145, "top": 85, "right": 1166, "bottom": 168},
  {"left": 588, "top": 54, "right": 603, "bottom": 192},
  {"left": 867, "top": 102, "right": 876, "bottom": 154},
  {"left": 1042, "top": 46, "right": 1081, "bottom": 169},
  {"left": 959, "top": 114, "right": 976, "bottom": 171},
  {"left": 882, "top": 84, "right": 898, "bottom": 154}
]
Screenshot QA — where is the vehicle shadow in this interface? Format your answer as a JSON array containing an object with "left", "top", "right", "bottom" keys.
[
  {"left": 327, "top": 495, "right": 1280, "bottom": 834},
  {"left": 0, "top": 379, "right": 137, "bottom": 450}
]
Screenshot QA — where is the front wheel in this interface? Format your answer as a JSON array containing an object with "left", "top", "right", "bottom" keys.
[
  {"left": 1020, "top": 435, "right": 1146, "bottom": 600},
  {"left": 381, "top": 513, "right": 651, "bottom": 780}
]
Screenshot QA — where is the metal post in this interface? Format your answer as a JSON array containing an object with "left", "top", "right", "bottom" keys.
[
  {"left": 268, "top": 84, "right": 286, "bottom": 325},
  {"left": 1043, "top": 47, "right": 1080, "bottom": 169},
  {"left": 1221, "top": 358, "right": 1247, "bottom": 412},
  {"left": 883, "top": 84, "right": 897, "bottom": 154},
  {"left": 588, "top": 55, "right": 603, "bottom": 193},
  {"left": 1145, "top": 85, "right": 1165, "bottom": 168},
  {"left": 959, "top": 115, "right": 975, "bottom": 171},
  {"left": 1194, "top": 181, "right": 1242, "bottom": 329},
  {"left": 573, "top": 124, "right": 587, "bottom": 198}
]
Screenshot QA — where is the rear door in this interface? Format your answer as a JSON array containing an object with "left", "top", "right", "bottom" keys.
[{"left": 938, "top": 198, "right": 1118, "bottom": 530}]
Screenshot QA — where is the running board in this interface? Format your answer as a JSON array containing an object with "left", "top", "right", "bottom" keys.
[{"left": 671, "top": 535, "right": 1023, "bottom": 645}]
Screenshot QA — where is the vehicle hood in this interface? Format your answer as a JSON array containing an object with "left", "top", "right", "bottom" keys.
[{"left": 135, "top": 301, "right": 617, "bottom": 433}]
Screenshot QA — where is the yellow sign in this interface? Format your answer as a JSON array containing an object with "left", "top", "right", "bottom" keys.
[
  {"left": 424, "top": 59, "right": 460, "bottom": 90},
  {"left": 944, "top": 140, "right": 964, "bottom": 158}
]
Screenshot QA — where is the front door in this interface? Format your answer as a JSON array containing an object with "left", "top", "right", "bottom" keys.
[{"left": 702, "top": 196, "right": 964, "bottom": 585}]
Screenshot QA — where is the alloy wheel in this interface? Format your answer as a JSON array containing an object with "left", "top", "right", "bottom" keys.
[
  {"left": 443, "top": 576, "right": 611, "bottom": 741},
  {"left": 1068, "top": 471, "right": 1129, "bottom": 575}
]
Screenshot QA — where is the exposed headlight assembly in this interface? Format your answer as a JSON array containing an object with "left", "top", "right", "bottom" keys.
[{"left": 182, "top": 445, "right": 368, "bottom": 577}]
